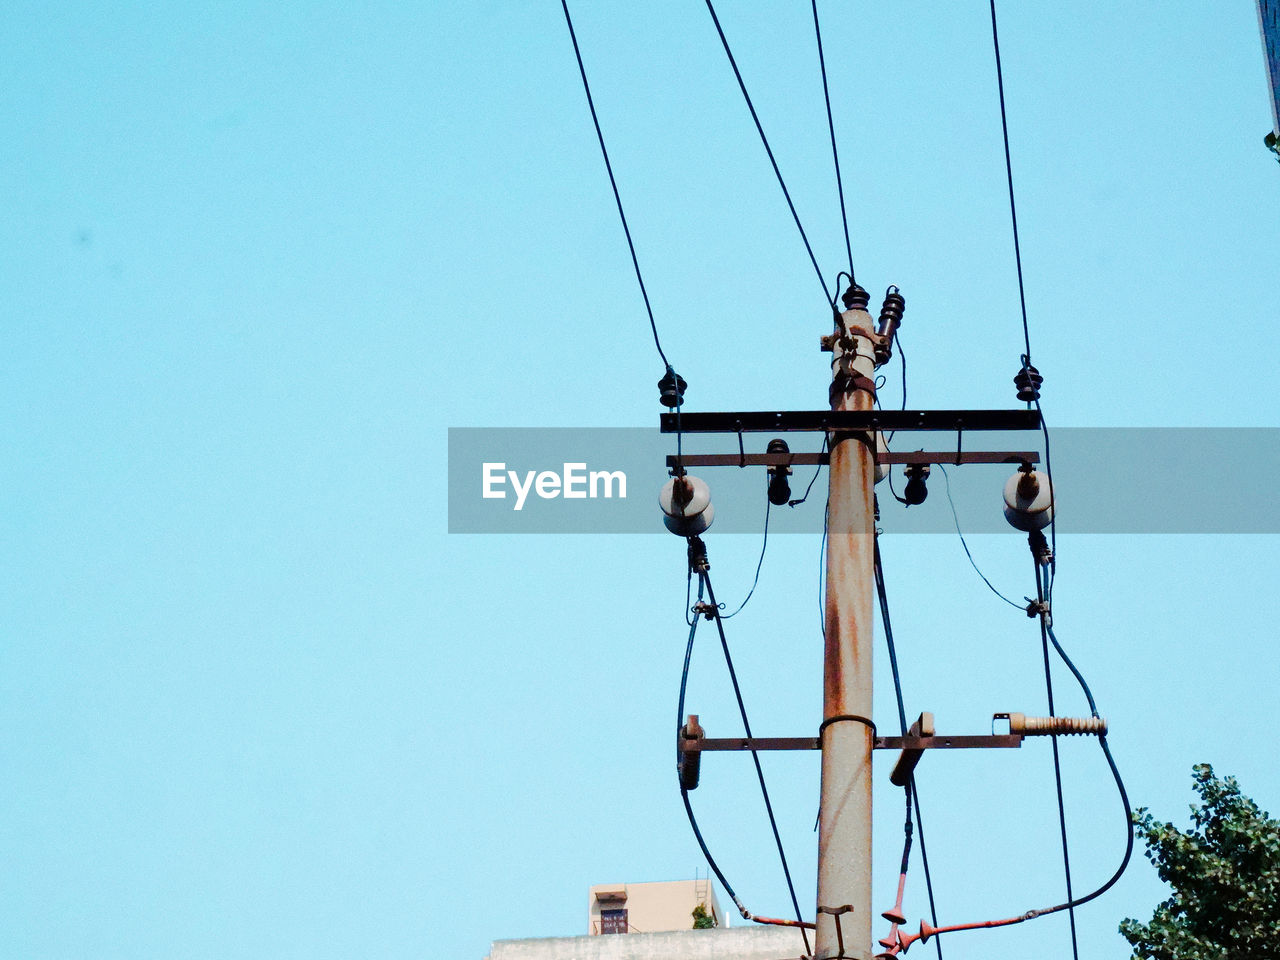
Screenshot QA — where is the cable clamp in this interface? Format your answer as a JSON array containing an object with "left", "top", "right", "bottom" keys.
[
  {"left": 691, "top": 601, "right": 717, "bottom": 621},
  {"left": 1025, "top": 599, "right": 1051, "bottom": 623},
  {"left": 686, "top": 535, "right": 710, "bottom": 573},
  {"left": 818, "top": 714, "right": 877, "bottom": 738}
]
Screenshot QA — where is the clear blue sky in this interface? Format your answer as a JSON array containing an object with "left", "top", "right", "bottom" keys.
[{"left": 3, "top": 3, "right": 1278, "bottom": 959}]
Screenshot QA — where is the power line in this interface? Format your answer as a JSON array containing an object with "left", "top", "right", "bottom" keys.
[
  {"left": 721, "top": 499, "right": 770, "bottom": 619},
  {"left": 1035, "top": 562, "right": 1080, "bottom": 960},
  {"left": 676, "top": 575, "right": 746, "bottom": 915},
  {"left": 703, "top": 0, "right": 833, "bottom": 306},
  {"left": 559, "top": 0, "right": 672, "bottom": 369},
  {"left": 875, "top": 541, "right": 943, "bottom": 959},
  {"left": 938, "top": 465, "right": 1024, "bottom": 611},
  {"left": 987, "top": 0, "right": 1059, "bottom": 599},
  {"left": 810, "top": 0, "right": 855, "bottom": 280},
  {"left": 700, "top": 569, "right": 811, "bottom": 954},
  {"left": 920, "top": 570, "right": 1134, "bottom": 947},
  {"left": 788, "top": 436, "right": 827, "bottom": 508},
  {"left": 987, "top": 0, "right": 1032, "bottom": 364}
]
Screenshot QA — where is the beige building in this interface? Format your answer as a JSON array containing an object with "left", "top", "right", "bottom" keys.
[
  {"left": 587, "top": 879, "right": 723, "bottom": 936},
  {"left": 484, "top": 880, "right": 806, "bottom": 960}
]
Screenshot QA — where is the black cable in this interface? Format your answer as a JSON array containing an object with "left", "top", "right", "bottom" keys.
[
  {"left": 685, "top": 564, "right": 696, "bottom": 627},
  {"left": 721, "top": 499, "right": 770, "bottom": 619},
  {"left": 938, "top": 465, "right": 1023, "bottom": 610},
  {"left": 1034, "top": 562, "right": 1080, "bottom": 960},
  {"left": 989, "top": 0, "right": 1061, "bottom": 610},
  {"left": 927, "top": 582, "right": 1134, "bottom": 950},
  {"left": 677, "top": 575, "right": 749, "bottom": 918},
  {"left": 560, "top": 0, "right": 672, "bottom": 369},
  {"left": 1046, "top": 623, "right": 1097, "bottom": 717},
  {"left": 810, "top": 0, "right": 854, "bottom": 280},
  {"left": 788, "top": 436, "right": 827, "bottom": 508},
  {"left": 703, "top": 0, "right": 833, "bottom": 307},
  {"left": 701, "top": 569, "right": 812, "bottom": 956},
  {"left": 1036, "top": 396, "right": 1056, "bottom": 604},
  {"left": 910, "top": 779, "right": 944, "bottom": 960},
  {"left": 818, "top": 502, "right": 829, "bottom": 641},
  {"left": 875, "top": 541, "right": 908, "bottom": 738},
  {"left": 988, "top": 0, "right": 1032, "bottom": 365},
  {"left": 1043, "top": 622, "right": 1135, "bottom": 915},
  {"left": 875, "top": 541, "right": 943, "bottom": 959}
]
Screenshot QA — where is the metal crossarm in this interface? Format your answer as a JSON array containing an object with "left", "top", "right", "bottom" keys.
[{"left": 660, "top": 408, "right": 1041, "bottom": 433}]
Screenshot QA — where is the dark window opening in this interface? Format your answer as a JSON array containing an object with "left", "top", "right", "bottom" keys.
[{"left": 600, "top": 908, "right": 628, "bottom": 935}]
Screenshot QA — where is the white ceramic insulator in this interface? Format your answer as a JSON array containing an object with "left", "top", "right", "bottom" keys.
[
  {"left": 874, "top": 432, "right": 889, "bottom": 484},
  {"left": 659, "top": 475, "right": 715, "bottom": 536},
  {"left": 1003, "top": 469, "right": 1054, "bottom": 531},
  {"left": 1009, "top": 713, "right": 1107, "bottom": 737}
]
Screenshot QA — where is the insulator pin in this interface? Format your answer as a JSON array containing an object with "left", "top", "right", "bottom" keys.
[
  {"left": 841, "top": 282, "right": 870, "bottom": 311},
  {"left": 1014, "top": 361, "right": 1043, "bottom": 403},
  {"left": 766, "top": 438, "right": 792, "bottom": 505},
  {"left": 1003, "top": 467, "right": 1053, "bottom": 531},
  {"left": 658, "top": 367, "right": 687, "bottom": 408},
  {"left": 660, "top": 474, "right": 714, "bottom": 536}
]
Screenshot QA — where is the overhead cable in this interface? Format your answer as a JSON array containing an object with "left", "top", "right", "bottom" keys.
[
  {"left": 810, "top": 0, "right": 855, "bottom": 280},
  {"left": 560, "top": 0, "right": 675, "bottom": 369},
  {"left": 700, "top": 569, "right": 811, "bottom": 955},
  {"left": 703, "top": 0, "right": 833, "bottom": 307},
  {"left": 875, "top": 540, "right": 944, "bottom": 959}
]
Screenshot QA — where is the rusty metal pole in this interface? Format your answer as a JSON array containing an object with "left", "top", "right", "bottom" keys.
[{"left": 816, "top": 287, "right": 878, "bottom": 959}]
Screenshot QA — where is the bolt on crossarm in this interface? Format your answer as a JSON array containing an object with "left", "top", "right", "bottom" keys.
[{"left": 816, "top": 283, "right": 883, "bottom": 959}]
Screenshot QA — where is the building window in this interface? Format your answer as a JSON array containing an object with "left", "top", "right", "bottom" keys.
[{"left": 600, "top": 908, "right": 628, "bottom": 935}]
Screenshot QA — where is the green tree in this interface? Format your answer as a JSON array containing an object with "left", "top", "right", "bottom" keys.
[
  {"left": 691, "top": 902, "right": 715, "bottom": 930},
  {"left": 1120, "top": 764, "right": 1280, "bottom": 959}
]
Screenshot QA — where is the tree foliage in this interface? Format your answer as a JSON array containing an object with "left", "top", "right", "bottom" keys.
[
  {"left": 691, "top": 902, "right": 715, "bottom": 929},
  {"left": 1120, "top": 764, "right": 1280, "bottom": 959}
]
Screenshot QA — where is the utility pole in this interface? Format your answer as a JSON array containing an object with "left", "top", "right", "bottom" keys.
[
  {"left": 660, "top": 285, "right": 1058, "bottom": 958},
  {"left": 816, "top": 285, "right": 879, "bottom": 959}
]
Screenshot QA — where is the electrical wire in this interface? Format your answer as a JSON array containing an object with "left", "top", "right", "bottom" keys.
[
  {"left": 676, "top": 575, "right": 748, "bottom": 916},
  {"left": 1036, "top": 396, "right": 1057, "bottom": 604},
  {"left": 700, "top": 569, "right": 811, "bottom": 956},
  {"left": 938, "top": 464, "right": 1023, "bottom": 610},
  {"left": 810, "top": 0, "right": 854, "bottom": 280},
  {"left": 788, "top": 436, "right": 827, "bottom": 508},
  {"left": 1035, "top": 561, "right": 1079, "bottom": 960},
  {"left": 916, "top": 564, "right": 1134, "bottom": 951},
  {"left": 721, "top": 499, "right": 770, "bottom": 619},
  {"left": 560, "top": 0, "right": 672, "bottom": 369},
  {"left": 875, "top": 541, "right": 943, "bottom": 959},
  {"left": 988, "top": 0, "right": 1058, "bottom": 604},
  {"left": 988, "top": 0, "right": 1031, "bottom": 365},
  {"left": 818, "top": 502, "right": 829, "bottom": 642},
  {"left": 703, "top": 0, "right": 833, "bottom": 307}
]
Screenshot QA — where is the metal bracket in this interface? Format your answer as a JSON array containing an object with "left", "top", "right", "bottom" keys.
[
  {"left": 677, "top": 730, "right": 1024, "bottom": 755},
  {"left": 667, "top": 450, "right": 1038, "bottom": 470},
  {"left": 660, "top": 408, "right": 1042, "bottom": 434}
]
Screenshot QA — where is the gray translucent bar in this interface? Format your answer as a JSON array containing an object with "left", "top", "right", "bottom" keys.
[{"left": 448, "top": 427, "right": 1280, "bottom": 534}]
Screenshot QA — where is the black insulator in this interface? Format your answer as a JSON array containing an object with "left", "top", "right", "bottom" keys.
[
  {"left": 877, "top": 286, "right": 905, "bottom": 335},
  {"left": 687, "top": 535, "right": 709, "bottom": 572},
  {"left": 678, "top": 717, "right": 704, "bottom": 791},
  {"left": 1014, "top": 362, "right": 1043, "bottom": 403},
  {"left": 766, "top": 438, "right": 792, "bottom": 505},
  {"left": 658, "top": 367, "right": 688, "bottom": 408},
  {"left": 841, "top": 282, "right": 870, "bottom": 311},
  {"left": 902, "top": 463, "right": 930, "bottom": 506}
]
